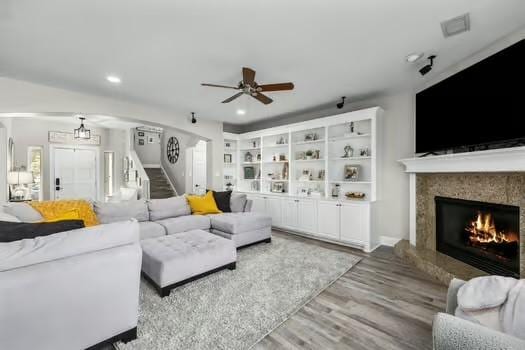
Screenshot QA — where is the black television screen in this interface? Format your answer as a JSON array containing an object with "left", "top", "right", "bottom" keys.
[{"left": 415, "top": 39, "right": 525, "bottom": 154}]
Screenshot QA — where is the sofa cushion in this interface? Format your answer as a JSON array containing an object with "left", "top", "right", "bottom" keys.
[
  {"left": 155, "top": 215, "right": 211, "bottom": 235},
  {"left": 148, "top": 196, "right": 190, "bottom": 221},
  {"left": 2, "top": 203, "right": 43, "bottom": 222},
  {"left": 0, "top": 211, "right": 21, "bottom": 222},
  {"left": 209, "top": 212, "right": 272, "bottom": 234},
  {"left": 0, "top": 220, "right": 85, "bottom": 243},
  {"left": 0, "top": 220, "right": 139, "bottom": 272},
  {"left": 212, "top": 190, "right": 232, "bottom": 213},
  {"left": 94, "top": 200, "right": 149, "bottom": 224},
  {"left": 139, "top": 221, "right": 166, "bottom": 240},
  {"left": 230, "top": 193, "right": 247, "bottom": 213}
]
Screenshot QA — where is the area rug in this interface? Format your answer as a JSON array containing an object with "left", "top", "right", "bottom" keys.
[{"left": 116, "top": 235, "right": 361, "bottom": 350}]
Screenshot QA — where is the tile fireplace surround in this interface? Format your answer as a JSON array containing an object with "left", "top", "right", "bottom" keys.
[{"left": 397, "top": 147, "right": 525, "bottom": 285}]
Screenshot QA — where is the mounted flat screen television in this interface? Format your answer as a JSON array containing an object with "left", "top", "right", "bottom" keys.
[{"left": 415, "top": 39, "right": 524, "bottom": 154}]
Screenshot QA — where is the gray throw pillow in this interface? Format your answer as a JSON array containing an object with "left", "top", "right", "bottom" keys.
[
  {"left": 2, "top": 203, "right": 43, "bottom": 222},
  {"left": 94, "top": 200, "right": 149, "bottom": 224},
  {"left": 230, "top": 193, "right": 248, "bottom": 213},
  {"left": 148, "top": 196, "right": 191, "bottom": 221}
]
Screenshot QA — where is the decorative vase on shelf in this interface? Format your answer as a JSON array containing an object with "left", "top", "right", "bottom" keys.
[{"left": 331, "top": 184, "right": 340, "bottom": 198}]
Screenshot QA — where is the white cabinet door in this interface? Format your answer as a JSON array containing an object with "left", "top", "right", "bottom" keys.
[
  {"left": 265, "top": 196, "right": 282, "bottom": 227},
  {"left": 317, "top": 201, "right": 340, "bottom": 239},
  {"left": 297, "top": 199, "right": 317, "bottom": 233},
  {"left": 281, "top": 199, "right": 299, "bottom": 229},
  {"left": 339, "top": 203, "right": 368, "bottom": 244},
  {"left": 249, "top": 195, "right": 266, "bottom": 214}
]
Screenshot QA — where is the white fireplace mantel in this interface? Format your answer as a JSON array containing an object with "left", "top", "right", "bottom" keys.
[
  {"left": 399, "top": 147, "right": 525, "bottom": 245},
  {"left": 399, "top": 146, "right": 525, "bottom": 173}
]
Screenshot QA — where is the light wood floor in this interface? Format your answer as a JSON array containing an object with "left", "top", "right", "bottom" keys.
[{"left": 254, "top": 231, "right": 447, "bottom": 350}]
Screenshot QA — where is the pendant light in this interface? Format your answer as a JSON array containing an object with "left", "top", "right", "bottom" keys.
[{"left": 74, "top": 116, "right": 91, "bottom": 139}]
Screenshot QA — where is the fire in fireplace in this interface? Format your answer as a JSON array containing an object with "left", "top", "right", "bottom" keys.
[{"left": 435, "top": 196, "right": 520, "bottom": 277}]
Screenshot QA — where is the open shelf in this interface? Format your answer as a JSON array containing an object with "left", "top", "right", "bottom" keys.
[
  {"left": 263, "top": 160, "right": 289, "bottom": 164},
  {"left": 294, "top": 159, "right": 325, "bottom": 162},
  {"left": 264, "top": 144, "right": 289, "bottom": 149},
  {"left": 329, "top": 156, "right": 371, "bottom": 161},
  {"left": 225, "top": 107, "right": 381, "bottom": 201},
  {"left": 294, "top": 139, "right": 325, "bottom": 145},
  {"left": 328, "top": 134, "right": 371, "bottom": 142},
  {"left": 329, "top": 180, "right": 372, "bottom": 184}
]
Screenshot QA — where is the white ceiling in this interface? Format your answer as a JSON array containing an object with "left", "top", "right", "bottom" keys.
[
  {"left": 0, "top": 0, "right": 524, "bottom": 125},
  {"left": 0, "top": 113, "right": 146, "bottom": 130}
]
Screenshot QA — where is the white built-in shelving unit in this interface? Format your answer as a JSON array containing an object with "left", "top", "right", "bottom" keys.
[{"left": 223, "top": 107, "right": 383, "bottom": 252}]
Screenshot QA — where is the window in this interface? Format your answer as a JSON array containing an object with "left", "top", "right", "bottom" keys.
[{"left": 27, "top": 146, "right": 43, "bottom": 201}]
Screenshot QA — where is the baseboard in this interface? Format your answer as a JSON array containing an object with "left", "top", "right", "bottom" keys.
[
  {"left": 143, "top": 164, "right": 160, "bottom": 168},
  {"left": 379, "top": 235, "right": 402, "bottom": 247}
]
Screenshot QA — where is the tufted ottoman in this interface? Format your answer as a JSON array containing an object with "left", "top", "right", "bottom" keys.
[
  {"left": 141, "top": 229, "right": 237, "bottom": 297},
  {"left": 210, "top": 212, "right": 272, "bottom": 248}
]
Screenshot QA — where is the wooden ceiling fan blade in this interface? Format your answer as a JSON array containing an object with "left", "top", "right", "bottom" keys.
[
  {"left": 242, "top": 67, "right": 256, "bottom": 85},
  {"left": 201, "top": 83, "right": 239, "bottom": 90},
  {"left": 258, "top": 82, "right": 294, "bottom": 92},
  {"left": 221, "top": 92, "right": 244, "bottom": 103},
  {"left": 253, "top": 93, "right": 273, "bottom": 105}
]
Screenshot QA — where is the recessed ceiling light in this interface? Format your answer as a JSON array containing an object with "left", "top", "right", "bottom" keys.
[
  {"left": 406, "top": 53, "right": 424, "bottom": 63},
  {"left": 236, "top": 109, "right": 246, "bottom": 116},
  {"left": 106, "top": 75, "right": 121, "bottom": 84}
]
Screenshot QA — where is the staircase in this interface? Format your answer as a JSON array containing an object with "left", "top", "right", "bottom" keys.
[{"left": 144, "top": 168, "right": 177, "bottom": 199}]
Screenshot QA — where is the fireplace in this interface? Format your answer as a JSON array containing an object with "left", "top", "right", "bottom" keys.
[{"left": 435, "top": 196, "right": 520, "bottom": 278}]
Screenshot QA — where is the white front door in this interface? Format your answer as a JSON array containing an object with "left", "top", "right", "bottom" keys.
[{"left": 54, "top": 147, "right": 97, "bottom": 201}]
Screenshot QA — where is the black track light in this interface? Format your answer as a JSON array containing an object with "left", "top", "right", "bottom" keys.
[
  {"left": 191, "top": 112, "right": 197, "bottom": 124},
  {"left": 336, "top": 96, "right": 346, "bottom": 109},
  {"left": 419, "top": 55, "right": 436, "bottom": 76}
]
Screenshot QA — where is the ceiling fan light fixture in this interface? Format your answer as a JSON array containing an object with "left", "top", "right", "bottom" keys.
[{"left": 236, "top": 109, "right": 246, "bottom": 116}]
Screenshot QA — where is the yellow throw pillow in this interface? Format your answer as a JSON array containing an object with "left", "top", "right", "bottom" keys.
[
  {"left": 44, "top": 209, "right": 81, "bottom": 223},
  {"left": 30, "top": 200, "right": 100, "bottom": 227},
  {"left": 186, "top": 191, "right": 222, "bottom": 215}
]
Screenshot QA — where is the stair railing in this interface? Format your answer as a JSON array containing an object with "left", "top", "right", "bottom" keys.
[
  {"left": 127, "top": 150, "right": 150, "bottom": 200},
  {"left": 160, "top": 164, "right": 178, "bottom": 196}
]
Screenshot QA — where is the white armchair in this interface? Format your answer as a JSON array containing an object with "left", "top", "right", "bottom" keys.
[{"left": 433, "top": 278, "right": 525, "bottom": 350}]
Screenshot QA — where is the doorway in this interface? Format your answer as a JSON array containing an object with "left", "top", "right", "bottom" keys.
[
  {"left": 51, "top": 146, "right": 98, "bottom": 201},
  {"left": 192, "top": 140, "right": 207, "bottom": 194},
  {"left": 104, "top": 151, "right": 115, "bottom": 199}
]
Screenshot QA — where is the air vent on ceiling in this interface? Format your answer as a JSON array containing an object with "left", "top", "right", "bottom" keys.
[{"left": 441, "top": 13, "right": 470, "bottom": 38}]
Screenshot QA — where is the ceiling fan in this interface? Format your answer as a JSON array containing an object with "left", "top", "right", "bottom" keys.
[{"left": 201, "top": 67, "right": 294, "bottom": 105}]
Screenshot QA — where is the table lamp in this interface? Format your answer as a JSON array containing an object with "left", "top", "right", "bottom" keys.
[{"left": 8, "top": 170, "right": 34, "bottom": 201}]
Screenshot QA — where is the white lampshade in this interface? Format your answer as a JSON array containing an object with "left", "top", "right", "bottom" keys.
[{"left": 7, "top": 171, "right": 33, "bottom": 185}]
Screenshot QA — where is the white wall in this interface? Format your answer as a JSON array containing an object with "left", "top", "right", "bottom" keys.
[
  {"left": 160, "top": 127, "right": 200, "bottom": 194},
  {"left": 133, "top": 129, "right": 161, "bottom": 166},
  {"left": 7, "top": 117, "right": 128, "bottom": 200},
  {"left": 0, "top": 77, "right": 224, "bottom": 190}
]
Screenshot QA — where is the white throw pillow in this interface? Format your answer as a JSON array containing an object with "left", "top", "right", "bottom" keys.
[{"left": 0, "top": 211, "right": 21, "bottom": 222}]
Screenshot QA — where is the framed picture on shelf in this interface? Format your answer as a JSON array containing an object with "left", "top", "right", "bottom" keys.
[
  {"left": 244, "top": 166, "right": 255, "bottom": 179},
  {"left": 271, "top": 182, "right": 285, "bottom": 193},
  {"left": 224, "top": 154, "right": 232, "bottom": 163},
  {"left": 138, "top": 131, "right": 145, "bottom": 137},
  {"left": 148, "top": 136, "right": 155, "bottom": 144},
  {"left": 138, "top": 139, "right": 145, "bottom": 146},
  {"left": 344, "top": 165, "right": 360, "bottom": 181}
]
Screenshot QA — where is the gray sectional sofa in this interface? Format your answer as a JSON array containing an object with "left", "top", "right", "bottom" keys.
[{"left": 93, "top": 192, "right": 272, "bottom": 248}]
